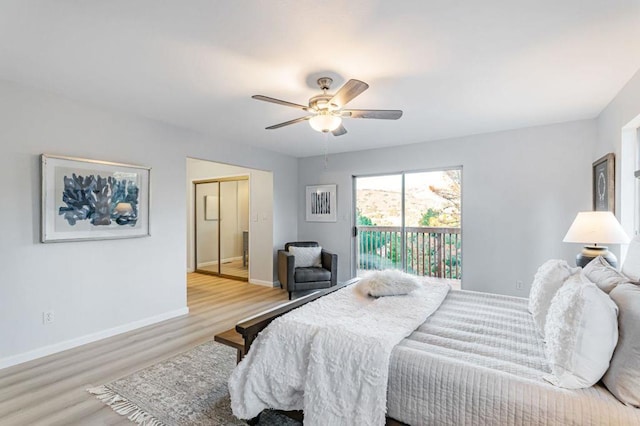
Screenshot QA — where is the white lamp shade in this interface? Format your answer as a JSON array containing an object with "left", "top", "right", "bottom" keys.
[
  {"left": 563, "top": 211, "right": 630, "bottom": 245},
  {"left": 309, "top": 112, "right": 341, "bottom": 132}
]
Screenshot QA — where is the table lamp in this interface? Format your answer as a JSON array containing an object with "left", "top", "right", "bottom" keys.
[{"left": 563, "top": 211, "right": 630, "bottom": 268}]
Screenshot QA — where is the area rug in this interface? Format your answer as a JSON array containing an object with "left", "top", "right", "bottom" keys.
[{"left": 88, "top": 341, "right": 300, "bottom": 426}]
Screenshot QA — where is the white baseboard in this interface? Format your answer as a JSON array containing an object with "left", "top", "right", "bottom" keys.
[
  {"left": 250, "top": 278, "right": 277, "bottom": 287},
  {"left": 187, "top": 267, "right": 195, "bottom": 273},
  {"left": 0, "top": 307, "right": 189, "bottom": 370}
]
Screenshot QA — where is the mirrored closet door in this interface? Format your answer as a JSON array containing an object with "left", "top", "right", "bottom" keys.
[{"left": 194, "top": 177, "right": 249, "bottom": 281}]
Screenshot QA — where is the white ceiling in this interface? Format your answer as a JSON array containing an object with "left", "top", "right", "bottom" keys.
[{"left": 1, "top": 1, "right": 639, "bottom": 157}]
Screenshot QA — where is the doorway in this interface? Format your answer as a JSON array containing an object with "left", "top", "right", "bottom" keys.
[
  {"left": 353, "top": 168, "right": 462, "bottom": 281},
  {"left": 194, "top": 177, "right": 249, "bottom": 281}
]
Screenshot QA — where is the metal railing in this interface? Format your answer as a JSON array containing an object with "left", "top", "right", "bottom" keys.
[{"left": 357, "top": 226, "right": 461, "bottom": 279}]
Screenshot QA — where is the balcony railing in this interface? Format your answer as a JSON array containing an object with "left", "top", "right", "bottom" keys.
[{"left": 357, "top": 226, "right": 461, "bottom": 279}]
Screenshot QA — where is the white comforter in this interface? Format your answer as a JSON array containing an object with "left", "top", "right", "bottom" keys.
[{"left": 228, "top": 281, "right": 450, "bottom": 425}]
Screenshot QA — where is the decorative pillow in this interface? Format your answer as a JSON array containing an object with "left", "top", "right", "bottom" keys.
[
  {"left": 543, "top": 273, "right": 619, "bottom": 389},
  {"left": 356, "top": 269, "right": 422, "bottom": 297},
  {"left": 622, "top": 235, "right": 640, "bottom": 283},
  {"left": 582, "top": 256, "right": 630, "bottom": 294},
  {"left": 528, "top": 259, "right": 579, "bottom": 337},
  {"left": 288, "top": 246, "right": 322, "bottom": 268},
  {"left": 603, "top": 283, "right": 640, "bottom": 407}
]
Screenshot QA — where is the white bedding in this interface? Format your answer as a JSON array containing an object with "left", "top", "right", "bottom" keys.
[
  {"left": 387, "top": 290, "right": 640, "bottom": 425},
  {"left": 229, "top": 281, "right": 450, "bottom": 425}
]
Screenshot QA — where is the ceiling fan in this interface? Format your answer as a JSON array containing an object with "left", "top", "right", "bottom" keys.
[{"left": 252, "top": 77, "right": 403, "bottom": 136}]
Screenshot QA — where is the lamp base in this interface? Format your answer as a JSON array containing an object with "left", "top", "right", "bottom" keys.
[{"left": 576, "top": 246, "right": 617, "bottom": 268}]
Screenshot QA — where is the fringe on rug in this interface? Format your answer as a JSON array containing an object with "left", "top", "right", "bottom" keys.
[{"left": 87, "top": 385, "right": 166, "bottom": 426}]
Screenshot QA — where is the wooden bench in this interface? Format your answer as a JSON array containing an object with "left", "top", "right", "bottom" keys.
[{"left": 214, "top": 328, "right": 245, "bottom": 363}]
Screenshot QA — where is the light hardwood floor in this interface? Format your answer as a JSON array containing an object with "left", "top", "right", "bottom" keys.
[
  {"left": 0, "top": 273, "right": 288, "bottom": 426},
  {"left": 198, "top": 258, "right": 249, "bottom": 279}
]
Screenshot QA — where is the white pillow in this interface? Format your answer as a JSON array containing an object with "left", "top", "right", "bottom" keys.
[
  {"left": 543, "top": 273, "right": 619, "bottom": 389},
  {"left": 622, "top": 235, "right": 640, "bottom": 283},
  {"left": 288, "top": 246, "right": 322, "bottom": 268},
  {"left": 528, "top": 259, "right": 579, "bottom": 337},
  {"left": 602, "top": 283, "right": 640, "bottom": 407},
  {"left": 582, "top": 256, "right": 630, "bottom": 294},
  {"left": 356, "top": 269, "right": 422, "bottom": 297}
]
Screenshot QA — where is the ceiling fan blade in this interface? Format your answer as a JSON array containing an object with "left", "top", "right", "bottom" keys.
[
  {"left": 332, "top": 124, "right": 347, "bottom": 136},
  {"left": 252, "top": 95, "right": 308, "bottom": 110},
  {"left": 342, "top": 109, "right": 403, "bottom": 120},
  {"left": 329, "top": 79, "right": 369, "bottom": 107},
  {"left": 265, "top": 116, "right": 311, "bottom": 130}
]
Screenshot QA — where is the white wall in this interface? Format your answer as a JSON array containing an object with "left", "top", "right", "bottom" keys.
[
  {"left": 298, "top": 120, "right": 596, "bottom": 296},
  {"left": 0, "top": 80, "right": 297, "bottom": 367},
  {"left": 186, "top": 158, "right": 275, "bottom": 285}
]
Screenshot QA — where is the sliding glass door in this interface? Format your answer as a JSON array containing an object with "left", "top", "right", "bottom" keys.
[{"left": 354, "top": 169, "right": 462, "bottom": 281}]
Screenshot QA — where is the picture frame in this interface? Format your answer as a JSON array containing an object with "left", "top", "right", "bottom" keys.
[
  {"left": 592, "top": 153, "right": 615, "bottom": 213},
  {"left": 306, "top": 184, "right": 337, "bottom": 222},
  {"left": 41, "top": 154, "right": 151, "bottom": 242}
]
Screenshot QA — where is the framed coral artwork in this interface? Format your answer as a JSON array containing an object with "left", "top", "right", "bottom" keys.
[{"left": 41, "top": 154, "right": 150, "bottom": 242}]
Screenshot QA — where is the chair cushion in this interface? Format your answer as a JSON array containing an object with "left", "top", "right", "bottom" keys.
[{"left": 294, "top": 267, "right": 331, "bottom": 283}]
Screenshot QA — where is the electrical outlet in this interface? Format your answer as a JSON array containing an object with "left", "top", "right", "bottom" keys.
[
  {"left": 516, "top": 281, "right": 524, "bottom": 290},
  {"left": 43, "top": 310, "right": 54, "bottom": 324}
]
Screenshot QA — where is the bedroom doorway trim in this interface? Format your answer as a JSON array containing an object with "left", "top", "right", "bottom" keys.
[
  {"left": 186, "top": 158, "right": 275, "bottom": 287},
  {"left": 619, "top": 112, "right": 640, "bottom": 264}
]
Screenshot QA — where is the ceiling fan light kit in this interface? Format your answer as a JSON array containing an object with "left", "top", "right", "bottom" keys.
[
  {"left": 309, "top": 111, "right": 342, "bottom": 132},
  {"left": 252, "top": 77, "right": 403, "bottom": 136}
]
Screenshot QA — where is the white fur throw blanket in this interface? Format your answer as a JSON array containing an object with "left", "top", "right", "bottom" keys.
[{"left": 229, "top": 280, "right": 450, "bottom": 425}]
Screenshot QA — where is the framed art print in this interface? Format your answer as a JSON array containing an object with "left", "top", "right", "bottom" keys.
[
  {"left": 41, "top": 154, "right": 151, "bottom": 242},
  {"left": 592, "top": 153, "right": 614, "bottom": 213},
  {"left": 306, "top": 184, "right": 337, "bottom": 222}
]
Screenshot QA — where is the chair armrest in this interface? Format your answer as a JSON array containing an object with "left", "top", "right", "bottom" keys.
[
  {"left": 278, "top": 250, "right": 295, "bottom": 291},
  {"left": 321, "top": 250, "right": 338, "bottom": 287}
]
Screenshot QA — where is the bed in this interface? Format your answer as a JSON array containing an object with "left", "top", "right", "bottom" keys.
[
  {"left": 229, "top": 278, "right": 640, "bottom": 425},
  {"left": 387, "top": 289, "right": 639, "bottom": 425}
]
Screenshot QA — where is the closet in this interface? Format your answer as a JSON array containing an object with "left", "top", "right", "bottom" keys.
[{"left": 194, "top": 177, "right": 249, "bottom": 280}]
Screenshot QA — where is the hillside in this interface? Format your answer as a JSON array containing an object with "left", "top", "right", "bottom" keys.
[{"left": 356, "top": 187, "right": 451, "bottom": 227}]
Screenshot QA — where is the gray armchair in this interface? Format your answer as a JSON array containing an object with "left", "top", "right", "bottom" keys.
[{"left": 278, "top": 241, "right": 337, "bottom": 300}]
